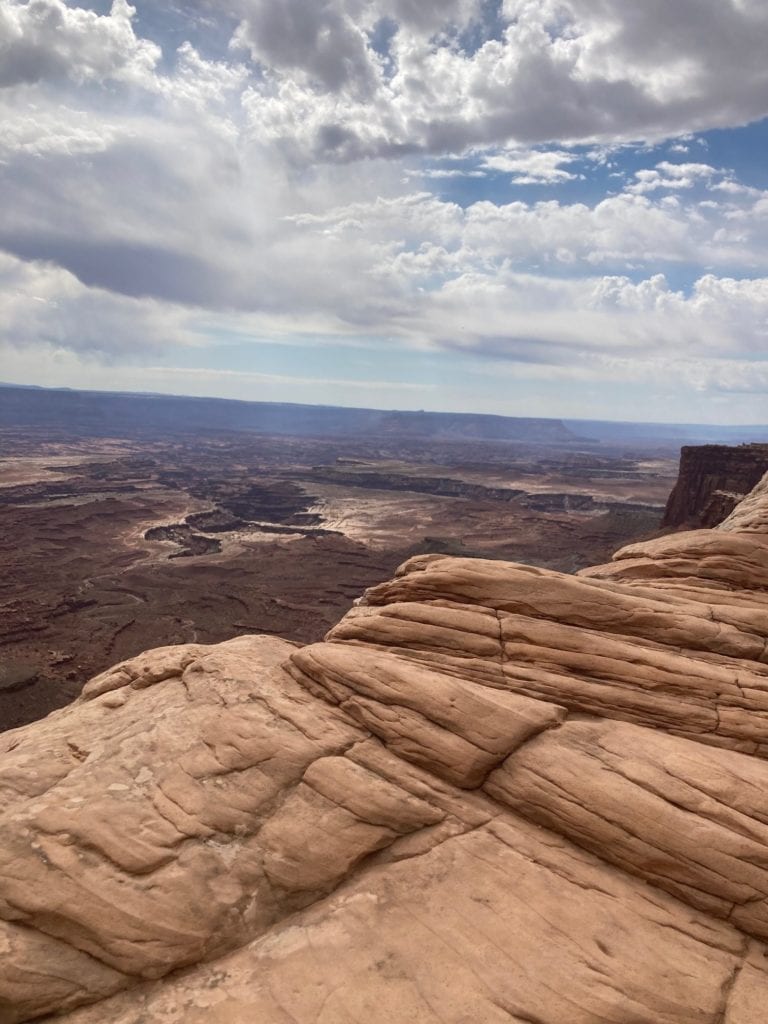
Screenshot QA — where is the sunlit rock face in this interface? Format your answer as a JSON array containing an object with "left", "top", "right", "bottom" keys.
[{"left": 2, "top": 472, "right": 768, "bottom": 1024}]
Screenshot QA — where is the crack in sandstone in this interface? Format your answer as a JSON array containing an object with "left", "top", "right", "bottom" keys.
[
  {"left": 714, "top": 936, "right": 752, "bottom": 1024},
  {"left": 487, "top": 764, "right": 768, "bottom": 918}
]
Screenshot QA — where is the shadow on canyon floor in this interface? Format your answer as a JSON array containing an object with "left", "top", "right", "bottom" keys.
[{"left": 0, "top": 427, "right": 676, "bottom": 729}]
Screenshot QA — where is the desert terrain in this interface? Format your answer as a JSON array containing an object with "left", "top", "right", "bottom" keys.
[
  {"left": 0, "top": 415, "right": 676, "bottom": 730},
  {"left": 3, "top": 451, "right": 768, "bottom": 1024}
]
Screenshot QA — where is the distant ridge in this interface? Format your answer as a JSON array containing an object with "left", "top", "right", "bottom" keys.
[
  {"left": 3, "top": 383, "right": 767, "bottom": 446},
  {"left": 0, "top": 383, "right": 577, "bottom": 443},
  {"left": 565, "top": 418, "right": 768, "bottom": 445}
]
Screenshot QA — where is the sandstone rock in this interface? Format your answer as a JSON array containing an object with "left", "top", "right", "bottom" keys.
[
  {"left": 721, "top": 470, "right": 768, "bottom": 534},
  {"left": 2, "top": 468, "right": 768, "bottom": 1022},
  {"left": 51, "top": 816, "right": 761, "bottom": 1024},
  {"left": 0, "top": 635, "right": 368, "bottom": 1016},
  {"left": 487, "top": 718, "right": 768, "bottom": 934},
  {"left": 286, "top": 643, "right": 565, "bottom": 786},
  {"left": 662, "top": 444, "right": 768, "bottom": 527},
  {"left": 587, "top": 528, "right": 768, "bottom": 591}
]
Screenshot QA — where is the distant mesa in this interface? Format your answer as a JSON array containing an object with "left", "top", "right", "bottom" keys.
[
  {"left": 3, "top": 383, "right": 767, "bottom": 448},
  {"left": 566, "top": 418, "right": 768, "bottom": 446},
  {"left": 0, "top": 384, "right": 577, "bottom": 443}
]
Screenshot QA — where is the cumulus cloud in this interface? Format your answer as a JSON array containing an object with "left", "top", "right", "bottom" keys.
[
  {"left": 4, "top": 1, "right": 768, "bottom": 160},
  {"left": 2, "top": 0, "right": 768, "bottom": 420},
  {"left": 0, "top": 0, "right": 159, "bottom": 88},
  {"left": 0, "top": 106, "right": 119, "bottom": 157},
  {"left": 379, "top": 0, "right": 482, "bottom": 34},
  {"left": 237, "top": 0, "right": 768, "bottom": 161},
  {"left": 5, "top": 108, "right": 768, "bottom": 361},
  {"left": 289, "top": 186, "right": 768, "bottom": 278},
  {"left": 482, "top": 149, "right": 581, "bottom": 184},
  {"left": 231, "top": 0, "right": 379, "bottom": 98},
  {"left": 627, "top": 161, "right": 720, "bottom": 194},
  {"left": 0, "top": 250, "right": 197, "bottom": 355},
  {"left": 424, "top": 270, "right": 768, "bottom": 364}
]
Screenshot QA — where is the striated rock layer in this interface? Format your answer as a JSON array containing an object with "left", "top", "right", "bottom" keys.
[
  {"left": 2, "top": 472, "right": 768, "bottom": 1023},
  {"left": 662, "top": 442, "right": 768, "bottom": 528}
]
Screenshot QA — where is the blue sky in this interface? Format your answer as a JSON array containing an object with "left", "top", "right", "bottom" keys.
[{"left": 1, "top": 0, "right": 768, "bottom": 423}]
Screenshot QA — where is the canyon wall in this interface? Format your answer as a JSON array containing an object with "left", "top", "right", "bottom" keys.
[{"left": 662, "top": 442, "right": 768, "bottom": 527}]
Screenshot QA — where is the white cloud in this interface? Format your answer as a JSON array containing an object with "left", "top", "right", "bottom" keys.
[
  {"left": 403, "top": 167, "right": 486, "bottom": 180},
  {"left": 231, "top": 0, "right": 380, "bottom": 99},
  {"left": 482, "top": 149, "right": 581, "bottom": 184},
  {"left": 127, "top": 364, "right": 435, "bottom": 392},
  {"left": 468, "top": 350, "right": 768, "bottom": 397},
  {"left": 0, "top": 0, "right": 160, "bottom": 89},
  {"left": 1, "top": 0, "right": 768, "bottom": 421},
  {"left": 424, "top": 270, "right": 768, "bottom": 364},
  {"left": 3, "top": 0, "right": 768, "bottom": 163},
  {"left": 378, "top": 0, "right": 483, "bottom": 34},
  {"left": 588, "top": 354, "right": 768, "bottom": 396},
  {"left": 161, "top": 42, "right": 248, "bottom": 110},
  {"left": 0, "top": 106, "right": 119, "bottom": 157},
  {"left": 289, "top": 186, "right": 768, "bottom": 276},
  {"left": 0, "top": 250, "right": 197, "bottom": 354},
  {"left": 6, "top": 138, "right": 768, "bottom": 371},
  {"left": 237, "top": 0, "right": 768, "bottom": 161},
  {"left": 627, "top": 161, "right": 719, "bottom": 194}
]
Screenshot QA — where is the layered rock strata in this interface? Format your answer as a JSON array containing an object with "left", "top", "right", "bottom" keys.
[
  {"left": 1, "top": 473, "right": 768, "bottom": 1023},
  {"left": 663, "top": 442, "right": 768, "bottom": 527}
]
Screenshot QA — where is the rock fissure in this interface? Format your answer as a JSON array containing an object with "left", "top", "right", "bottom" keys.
[{"left": 715, "top": 938, "right": 752, "bottom": 1024}]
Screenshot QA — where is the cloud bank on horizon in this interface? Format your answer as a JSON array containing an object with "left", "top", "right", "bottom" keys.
[{"left": 1, "top": 0, "right": 768, "bottom": 423}]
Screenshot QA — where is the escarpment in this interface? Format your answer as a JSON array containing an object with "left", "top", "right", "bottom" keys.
[
  {"left": 2, "top": 472, "right": 768, "bottom": 1022},
  {"left": 663, "top": 442, "right": 768, "bottom": 528}
]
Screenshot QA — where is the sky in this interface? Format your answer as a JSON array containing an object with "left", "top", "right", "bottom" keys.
[{"left": 1, "top": 0, "right": 768, "bottom": 423}]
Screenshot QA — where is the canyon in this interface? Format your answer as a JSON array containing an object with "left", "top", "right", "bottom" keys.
[
  {"left": 0, "top": 453, "right": 767, "bottom": 1022},
  {"left": 0, "top": 406, "right": 677, "bottom": 730}
]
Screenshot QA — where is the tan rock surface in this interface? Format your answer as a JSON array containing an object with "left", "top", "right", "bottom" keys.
[
  {"left": 486, "top": 718, "right": 768, "bottom": 933},
  {"left": 1, "top": 471, "right": 768, "bottom": 1022},
  {"left": 54, "top": 816, "right": 761, "bottom": 1024}
]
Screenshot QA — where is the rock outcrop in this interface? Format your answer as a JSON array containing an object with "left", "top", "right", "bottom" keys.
[
  {"left": 2, "top": 471, "right": 768, "bottom": 1023},
  {"left": 662, "top": 442, "right": 768, "bottom": 527}
]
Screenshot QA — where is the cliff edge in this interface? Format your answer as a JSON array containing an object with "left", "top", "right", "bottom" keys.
[
  {"left": 2, "top": 470, "right": 768, "bottom": 1023},
  {"left": 662, "top": 442, "right": 768, "bottom": 528}
]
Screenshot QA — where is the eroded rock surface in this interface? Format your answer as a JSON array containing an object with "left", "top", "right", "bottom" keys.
[
  {"left": 2, "top": 472, "right": 768, "bottom": 1023},
  {"left": 662, "top": 442, "right": 768, "bottom": 528}
]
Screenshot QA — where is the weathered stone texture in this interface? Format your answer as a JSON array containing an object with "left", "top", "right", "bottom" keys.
[
  {"left": 662, "top": 443, "right": 768, "bottom": 528},
  {"left": 2, "top": 471, "right": 768, "bottom": 1023}
]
